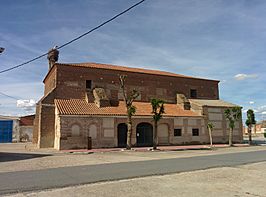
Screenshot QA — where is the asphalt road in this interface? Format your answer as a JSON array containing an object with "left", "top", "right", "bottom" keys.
[{"left": 1, "top": 150, "right": 266, "bottom": 195}]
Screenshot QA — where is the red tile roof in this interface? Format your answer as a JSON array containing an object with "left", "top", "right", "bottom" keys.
[
  {"left": 55, "top": 62, "right": 219, "bottom": 82},
  {"left": 55, "top": 99, "right": 200, "bottom": 117},
  {"left": 19, "top": 115, "right": 35, "bottom": 126}
]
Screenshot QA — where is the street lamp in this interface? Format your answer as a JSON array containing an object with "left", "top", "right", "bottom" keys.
[{"left": 0, "top": 47, "right": 5, "bottom": 53}]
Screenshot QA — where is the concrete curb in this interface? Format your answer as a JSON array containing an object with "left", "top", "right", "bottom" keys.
[{"left": 61, "top": 144, "right": 251, "bottom": 154}]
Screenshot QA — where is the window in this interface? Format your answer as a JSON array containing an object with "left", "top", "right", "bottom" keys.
[
  {"left": 71, "top": 124, "right": 80, "bottom": 137},
  {"left": 86, "top": 80, "right": 92, "bottom": 89},
  {"left": 88, "top": 124, "right": 97, "bottom": 139},
  {"left": 190, "top": 89, "right": 197, "bottom": 98},
  {"left": 192, "top": 128, "right": 199, "bottom": 136},
  {"left": 174, "top": 129, "right": 182, "bottom": 136}
]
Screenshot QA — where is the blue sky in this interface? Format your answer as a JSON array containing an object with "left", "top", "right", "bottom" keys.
[{"left": 0, "top": 0, "right": 265, "bottom": 120}]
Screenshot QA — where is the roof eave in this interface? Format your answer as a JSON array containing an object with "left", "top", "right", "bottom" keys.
[{"left": 57, "top": 113, "right": 201, "bottom": 117}]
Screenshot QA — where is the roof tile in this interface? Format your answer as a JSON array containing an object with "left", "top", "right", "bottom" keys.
[{"left": 55, "top": 99, "right": 199, "bottom": 117}]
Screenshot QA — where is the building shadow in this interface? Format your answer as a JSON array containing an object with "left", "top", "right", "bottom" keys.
[
  {"left": 243, "top": 139, "right": 266, "bottom": 145},
  {"left": 0, "top": 152, "right": 52, "bottom": 162}
]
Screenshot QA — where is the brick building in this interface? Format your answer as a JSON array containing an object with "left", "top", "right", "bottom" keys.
[
  {"left": 19, "top": 115, "right": 35, "bottom": 142},
  {"left": 33, "top": 62, "right": 243, "bottom": 150},
  {"left": 0, "top": 115, "right": 19, "bottom": 143}
]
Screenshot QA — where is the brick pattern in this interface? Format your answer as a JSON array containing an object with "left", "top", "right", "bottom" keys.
[
  {"left": 35, "top": 62, "right": 230, "bottom": 149},
  {"left": 56, "top": 62, "right": 207, "bottom": 80},
  {"left": 19, "top": 115, "right": 35, "bottom": 126},
  {"left": 32, "top": 104, "right": 40, "bottom": 144},
  {"left": 57, "top": 116, "right": 109, "bottom": 149},
  {"left": 44, "top": 66, "right": 57, "bottom": 95},
  {"left": 172, "top": 117, "right": 208, "bottom": 144},
  {"left": 56, "top": 115, "right": 210, "bottom": 150},
  {"left": 55, "top": 64, "right": 219, "bottom": 102},
  {"left": 205, "top": 106, "right": 243, "bottom": 143},
  {"left": 34, "top": 89, "right": 56, "bottom": 148}
]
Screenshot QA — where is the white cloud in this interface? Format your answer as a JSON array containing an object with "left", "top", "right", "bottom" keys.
[
  {"left": 1, "top": 0, "right": 266, "bottom": 117},
  {"left": 258, "top": 105, "right": 266, "bottom": 112},
  {"left": 249, "top": 101, "right": 255, "bottom": 104},
  {"left": 234, "top": 73, "right": 258, "bottom": 80},
  {"left": 17, "top": 99, "right": 36, "bottom": 112},
  {"left": 244, "top": 106, "right": 266, "bottom": 120}
]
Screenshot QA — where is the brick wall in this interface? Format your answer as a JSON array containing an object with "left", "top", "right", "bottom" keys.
[
  {"left": 205, "top": 106, "right": 243, "bottom": 143},
  {"left": 55, "top": 64, "right": 219, "bottom": 103},
  {"left": 34, "top": 90, "right": 56, "bottom": 148},
  {"left": 39, "top": 105, "right": 55, "bottom": 148},
  {"left": 36, "top": 63, "right": 221, "bottom": 149},
  {"left": 43, "top": 66, "right": 57, "bottom": 95},
  {"left": 56, "top": 115, "right": 212, "bottom": 150},
  {"left": 32, "top": 103, "right": 40, "bottom": 144}
]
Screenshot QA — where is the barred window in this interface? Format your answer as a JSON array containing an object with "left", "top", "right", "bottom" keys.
[
  {"left": 174, "top": 129, "right": 182, "bottom": 136},
  {"left": 192, "top": 128, "right": 199, "bottom": 136}
]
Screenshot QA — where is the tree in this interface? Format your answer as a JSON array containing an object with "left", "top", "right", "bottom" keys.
[
  {"left": 207, "top": 122, "right": 214, "bottom": 148},
  {"left": 245, "top": 109, "right": 256, "bottom": 145},
  {"left": 224, "top": 107, "right": 242, "bottom": 146},
  {"left": 119, "top": 75, "right": 139, "bottom": 149},
  {"left": 151, "top": 98, "right": 165, "bottom": 150}
]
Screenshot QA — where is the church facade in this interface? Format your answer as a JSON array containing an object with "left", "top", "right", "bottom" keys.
[{"left": 33, "top": 62, "right": 243, "bottom": 150}]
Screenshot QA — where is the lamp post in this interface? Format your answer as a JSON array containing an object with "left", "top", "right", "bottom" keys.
[{"left": 0, "top": 47, "right": 5, "bottom": 54}]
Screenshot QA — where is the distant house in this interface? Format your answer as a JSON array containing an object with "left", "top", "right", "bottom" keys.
[
  {"left": 261, "top": 121, "right": 266, "bottom": 133},
  {"left": 255, "top": 121, "right": 266, "bottom": 134},
  {"left": 0, "top": 115, "right": 19, "bottom": 143},
  {"left": 0, "top": 115, "right": 35, "bottom": 143},
  {"left": 243, "top": 121, "right": 266, "bottom": 134},
  {"left": 19, "top": 115, "right": 35, "bottom": 142},
  {"left": 33, "top": 60, "right": 243, "bottom": 150}
]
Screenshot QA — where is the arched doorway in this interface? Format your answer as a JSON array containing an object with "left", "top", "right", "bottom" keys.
[
  {"left": 136, "top": 123, "right": 153, "bottom": 147},
  {"left": 117, "top": 123, "right": 127, "bottom": 148}
]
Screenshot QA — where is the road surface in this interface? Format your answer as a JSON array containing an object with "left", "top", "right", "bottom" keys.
[{"left": 1, "top": 150, "right": 266, "bottom": 195}]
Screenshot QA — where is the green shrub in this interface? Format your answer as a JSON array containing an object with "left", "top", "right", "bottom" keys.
[{"left": 264, "top": 132, "right": 266, "bottom": 138}]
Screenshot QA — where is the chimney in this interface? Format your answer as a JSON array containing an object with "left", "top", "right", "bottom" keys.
[
  {"left": 47, "top": 46, "right": 59, "bottom": 69},
  {"left": 85, "top": 90, "right": 94, "bottom": 103},
  {"left": 93, "top": 88, "right": 110, "bottom": 108},
  {"left": 176, "top": 93, "right": 191, "bottom": 110}
]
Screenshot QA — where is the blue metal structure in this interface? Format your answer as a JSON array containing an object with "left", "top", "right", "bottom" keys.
[{"left": 0, "top": 120, "right": 13, "bottom": 143}]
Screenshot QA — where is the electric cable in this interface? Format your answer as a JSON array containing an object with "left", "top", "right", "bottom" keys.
[
  {"left": 0, "top": 91, "right": 20, "bottom": 100},
  {"left": 0, "top": 0, "right": 146, "bottom": 74}
]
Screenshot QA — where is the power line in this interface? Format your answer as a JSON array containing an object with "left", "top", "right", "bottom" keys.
[
  {"left": 0, "top": 0, "right": 146, "bottom": 75},
  {"left": 0, "top": 91, "right": 20, "bottom": 100}
]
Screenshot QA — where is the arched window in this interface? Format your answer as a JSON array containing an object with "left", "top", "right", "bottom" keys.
[
  {"left": 71, "top": 124, "right": 80, "bottom": 137},
  {"left": 88, "top": 124, "right": 97, "bottom": 139}
]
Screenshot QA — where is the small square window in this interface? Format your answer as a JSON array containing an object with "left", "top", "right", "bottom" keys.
[
  {"left": 192, "top": 128, "right": 199, "bottom": 136},
  {"left": 86, "top": 80, "right": 92, "bottom": 89},
  {"left": 190, "top": 89, "right": 197, "bottom": 98},
  {"left": 174, "top": 129, "right": 182, "bottom": 136}
]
